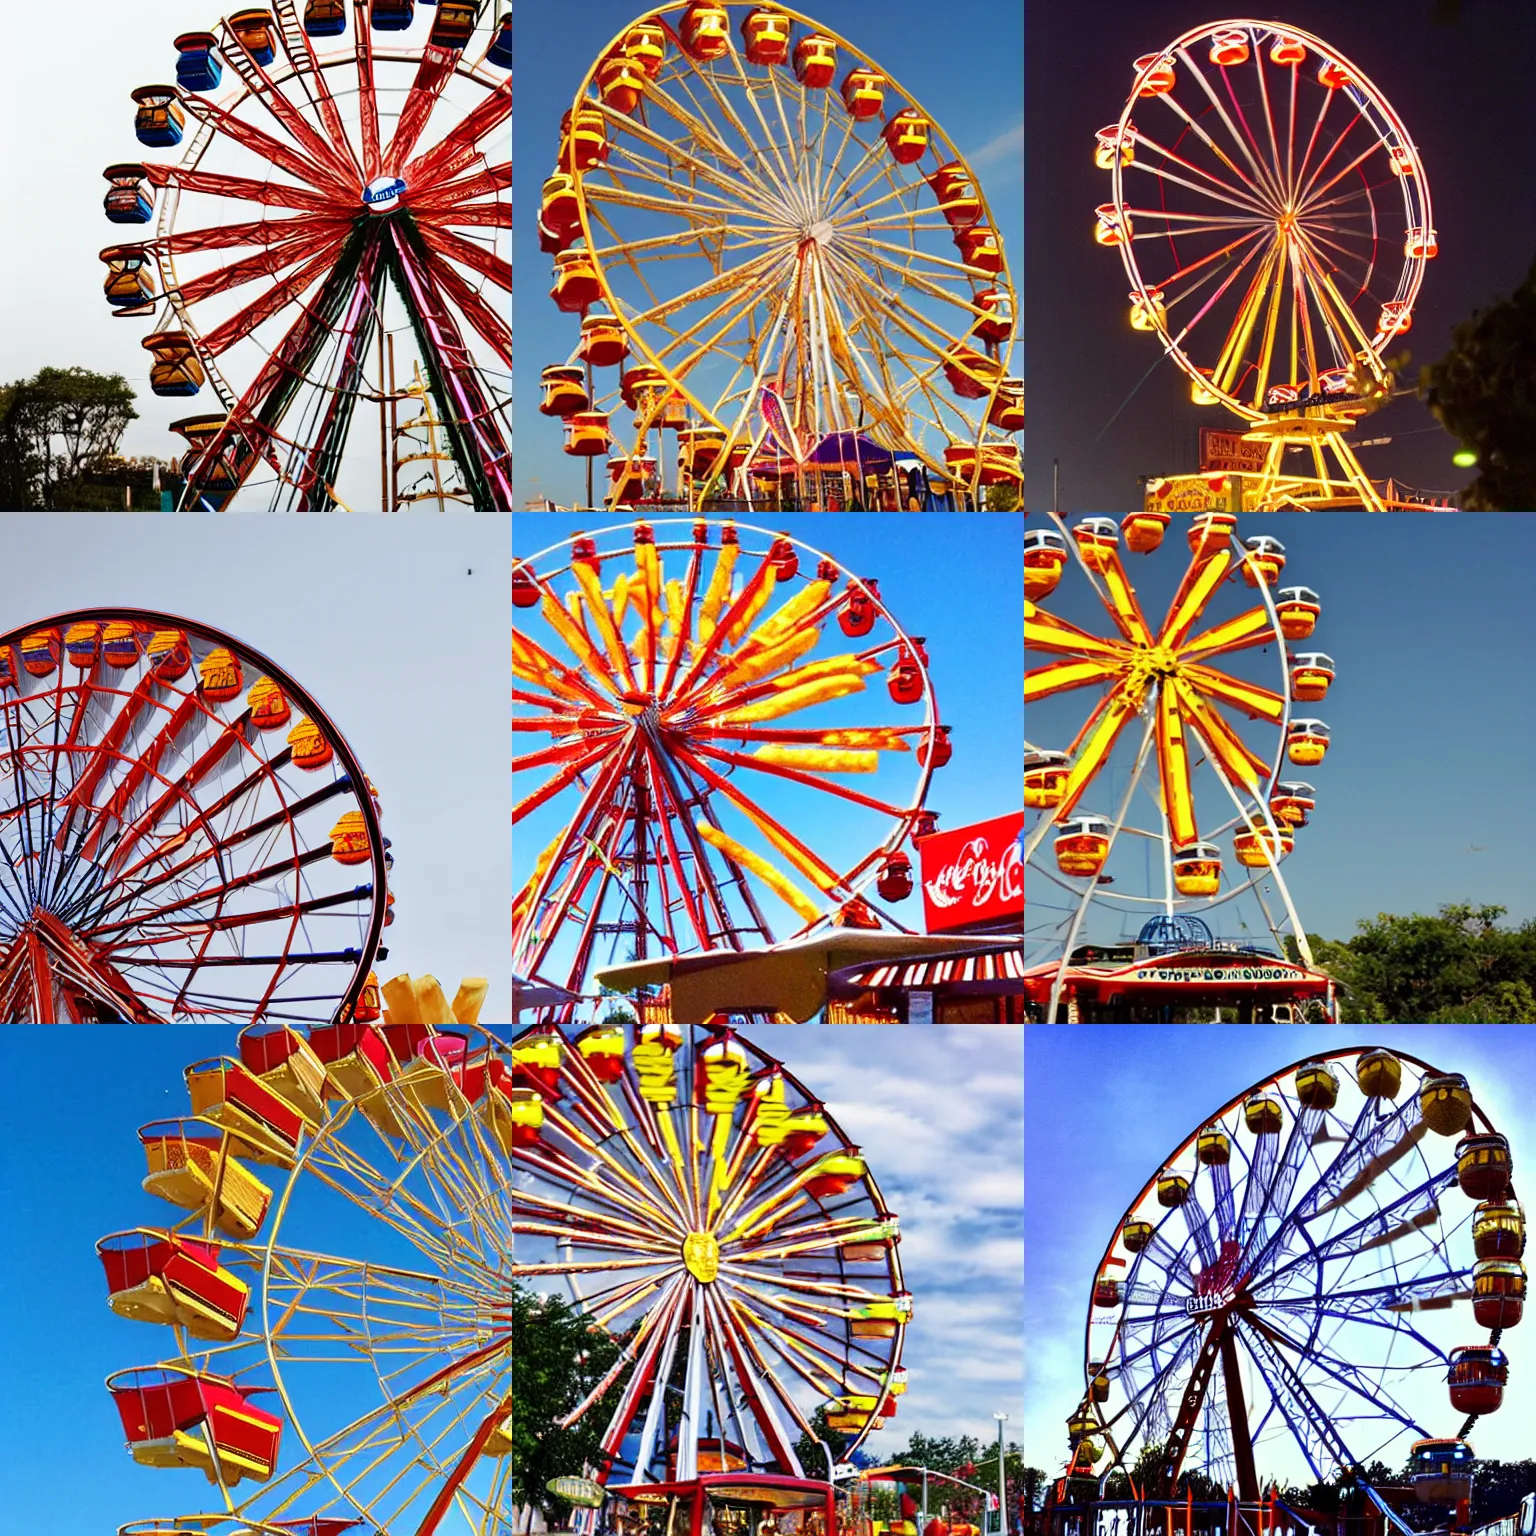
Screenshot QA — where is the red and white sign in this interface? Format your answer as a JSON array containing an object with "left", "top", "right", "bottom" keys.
[{"left": 917, "top": 811, "right": 1024, "bottom": 935}]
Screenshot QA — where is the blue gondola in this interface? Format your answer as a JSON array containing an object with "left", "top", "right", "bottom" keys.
[
  {"left": 103, "top": 165, "right": 154, "bottom": 225},
  {"left": 175, "top": 32, "right": 223, "bottom": 91},
  {"left": 370, "top": 0, "right": 415, "bottom": 31},
  {"left": 132, "top": 86, "right": 185, "bottom": 148},
  {"left": 303, "top": 0, "right": 346, "bottom": 36},
  {"left": 487, "top": 12, "right": 511, "bottom": 66}
]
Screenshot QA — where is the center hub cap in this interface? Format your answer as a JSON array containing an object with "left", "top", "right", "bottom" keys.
[
  {"left": 682, "top": 1231, "right": 720, "bottom": 1283},
  {"left": 363, "top": 175, "right": 407, "bottom": 216}
]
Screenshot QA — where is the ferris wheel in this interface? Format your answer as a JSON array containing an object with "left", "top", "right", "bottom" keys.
[
  {"left": 1095, "top": 21, "right": 1437, "bottom": 510},
  {"left": 537, "top": 2, "right": 1022, "bottom": 510},
  {"left": 1025, "top": 513, "right": 1329, "bottom": 1016},
  {"left": 97, "top": 1001, "right": 513, "bottom": 1536},
  {"left": 513, "top": 520, "right": 947, "bottom": 1009},
  {"left": 1072, "top": 1047, "right": 1524, "bottom": 1501},
  {"left": 0, "top": 608, "right": 388, "bottom": 1023},
  {"left": 101, "top": 1, "right": 511, "bottom": 510},
  {"left": 508, "top": 1021, "right": 909, "bottom": 1487}
]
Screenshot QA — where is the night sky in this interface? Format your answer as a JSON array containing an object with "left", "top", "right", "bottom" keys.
[{"left": 1025, "top": 0, "right": 1536, "bottom": 512}]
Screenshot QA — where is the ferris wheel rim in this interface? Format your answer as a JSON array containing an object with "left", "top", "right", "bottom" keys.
[{"left": 1107, "top": 18, "right": 1431, "bottom": 423}]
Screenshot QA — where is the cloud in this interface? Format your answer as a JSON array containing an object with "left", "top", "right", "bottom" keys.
[{"left": 968, "top": 122, "right": 1024, "bottom": 170}]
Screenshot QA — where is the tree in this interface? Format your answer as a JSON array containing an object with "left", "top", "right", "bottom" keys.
[
  {"left": 0, "top": 366, "right": 139, "bottom": 508},
  {"left": 1420, "top": 256, "right": 1536, "bottom": 510},
  {"left": 1313, "top": 904, "right": 1536, "bottom": 1022},
  {"left": 509, "top": 1283, "right": 625, "bottom": 1524}
]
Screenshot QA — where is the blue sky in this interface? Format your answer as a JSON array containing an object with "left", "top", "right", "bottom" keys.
[
  {"left": 1026, "top": 514, "right": 1536, "bottom": 949},
  {"left": 511, "top": 0, "right": 1024, "bottom": 509},
  {"left": 514, "top": 512, "right": 1022, "bottom": 979},
  {"left": 1024, "top": 1024, "right": 1536, "bottom": 1473},
  {"left": 0, "top": 515, "right": 511, "bottom": 1019}
]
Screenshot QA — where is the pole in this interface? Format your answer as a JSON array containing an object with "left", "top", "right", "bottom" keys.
[{"left": 995, "top": 1415, "right": 1009, "bottom": 1536}]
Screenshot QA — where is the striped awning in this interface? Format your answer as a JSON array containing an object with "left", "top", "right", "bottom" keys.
[{"left": 848, "top": 946, "right": 1025, "bottom": 990}]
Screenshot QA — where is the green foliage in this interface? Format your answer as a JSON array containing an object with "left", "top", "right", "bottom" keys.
[
  {"left": 509, "top": 1283, "right": 625, "bottom": 1523},
  {"left": 1308, "top": 903, "right": 1536, "bottom": 1022},
  {"left": 985, "top": 482, "right": 1022, "bottom": 512},
  {"left": 1420, "top": 256, "right": 1536, "bottom": 509},
  {"left": 0, "top": 366, "right": 140, "bottom": 508}
]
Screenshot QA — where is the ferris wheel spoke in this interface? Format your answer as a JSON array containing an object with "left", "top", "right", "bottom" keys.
[
  {"left": 1294, "top": 109, "right": 1373, "bottom": 214},
  {"left": 386, "top": 48, "right": 459, "bottom": 173},
  {"left": 440, "top": 199, "right": 512, "bottom": 229},
  {"left": 1237, "top": 1318, "right": 1374, "bottom": 1475},
  {"left": 417, "top": 224, "right": 510, "bottom": 295},
  {"left": 1293, "top": 1099, "right": 1425, "bottom": 1220},
  {"left": 1179, "top": 604, "right": 1277, "bottom": 661},
  {"left": 201, "top": 234, "right": 350, "bottom": 356},
  {"left": 512, "top": 622, "right": 617, "bottom": 709},
  {"left": 1160, "top": 546, "right": 1235, "bottom": 646},
  {"left": 1162, "top": 65, "right": 1278, "bottom": 208},
  {"left": 624, "top": 243, "right": 788, "bottom": 332},
  {"left": 655, "top": 260, "right": 799, "bottom": 380},
  {"left": 1173, "top": 680, "right": 1267, "bottom": 793},
  {"left": 147, "top": 162, "right": 338, "bottom": 214},
  {"left": 1293, "top": 233, "right": 1383, "bottom": 361},
  {"left": 185, "top": 87, "right": 352, "bottom": 197},
  {"left": 1123, "top": 133, "right": 1275, "bottom": 222},
  {"left": 406, "top": 79, "right": 509, "bottom": 187},
  {"left": 1182, "top": 664, "right": 1285, "bottom": 723},
  {"left": 1154, "top": 688, "right": 1201, "bottom": 849},
  {"left": 1024, "top": 657, "right": 1123, "bottom": 705},
  {"left": 1026, "top": 603, "right": 1129, "bottom": 661},
  {"left": 414, "top": 161, "right": 512, "bottom": 215}
]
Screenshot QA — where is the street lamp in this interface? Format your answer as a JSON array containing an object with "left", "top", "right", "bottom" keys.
[{"left": 993, "top": 1413, "right": 1009, "bottom": 1536}]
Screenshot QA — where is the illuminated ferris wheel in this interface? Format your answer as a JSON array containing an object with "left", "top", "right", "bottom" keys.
[{"left": 1095, "top": 20, "right": 1440, "bottom": 510}]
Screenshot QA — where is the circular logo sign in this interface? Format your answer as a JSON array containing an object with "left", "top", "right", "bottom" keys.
[{"left": 362, "top": 176, "right": 407, "bottom": 215}]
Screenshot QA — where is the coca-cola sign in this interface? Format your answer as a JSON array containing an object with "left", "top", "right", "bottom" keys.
[{"left": 917, "top": 812, "right": 1024, "bottom": 934}]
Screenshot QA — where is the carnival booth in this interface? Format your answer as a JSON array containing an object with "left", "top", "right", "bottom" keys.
[{"left": 1023, "top": 916, "right": 1336, "bottom": 1022}]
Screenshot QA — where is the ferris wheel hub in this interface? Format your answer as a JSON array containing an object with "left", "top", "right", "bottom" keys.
[
  {"left": 804, "top": 218, "right": 836, "bottom": 248},
  {"left": 681, "top": 1230, "right": 721, "bottom": 1284},
  {"left": 362, "top": 175, "right": 408, "bottom": 215}
]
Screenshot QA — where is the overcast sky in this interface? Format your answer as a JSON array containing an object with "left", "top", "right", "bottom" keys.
[{"left": 0, "top": 514, "right": 511, "bottom": 1018}]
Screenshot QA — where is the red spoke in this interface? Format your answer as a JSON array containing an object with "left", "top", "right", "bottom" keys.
[
  {"left": 406, "top": 82, "right": 510, "bottom": 186},
  {"left": 179, "top": 223, "right": 350, "bottom": 307},
  {"left": 417, "top": 224, "right": 510, "bottom": 291},
  {"left": 102, "top": 715, "right": 252, "bottom": 874},
  {"left": 76, "top": 694, "right": 203, "bottom": 865},
  {"left": 162, "top": 213, "right": 348, "bottom": 255},
  {"left": 434, "top": 200, "right": 512, "bottom": 229},
  {"left": 144, "top": 163, "right": 338, "bottom": 214},
  {"left": 413, "top": 163, "right": 511, "bottom": 213},
  {"left": 202, "top": 237, "right": 349, "bottom": 355},
  {"left": 514, "top": 743, "right": 612, "bottom": 824},
  {"left": 354, "top": 4, "right": 382, "bottom": 182},
  {"left": 185, "top": 90, "right": 353, "bottom": 195},
  {"left": 387, "top": 47, "right": 458, "bottom": 174}
]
